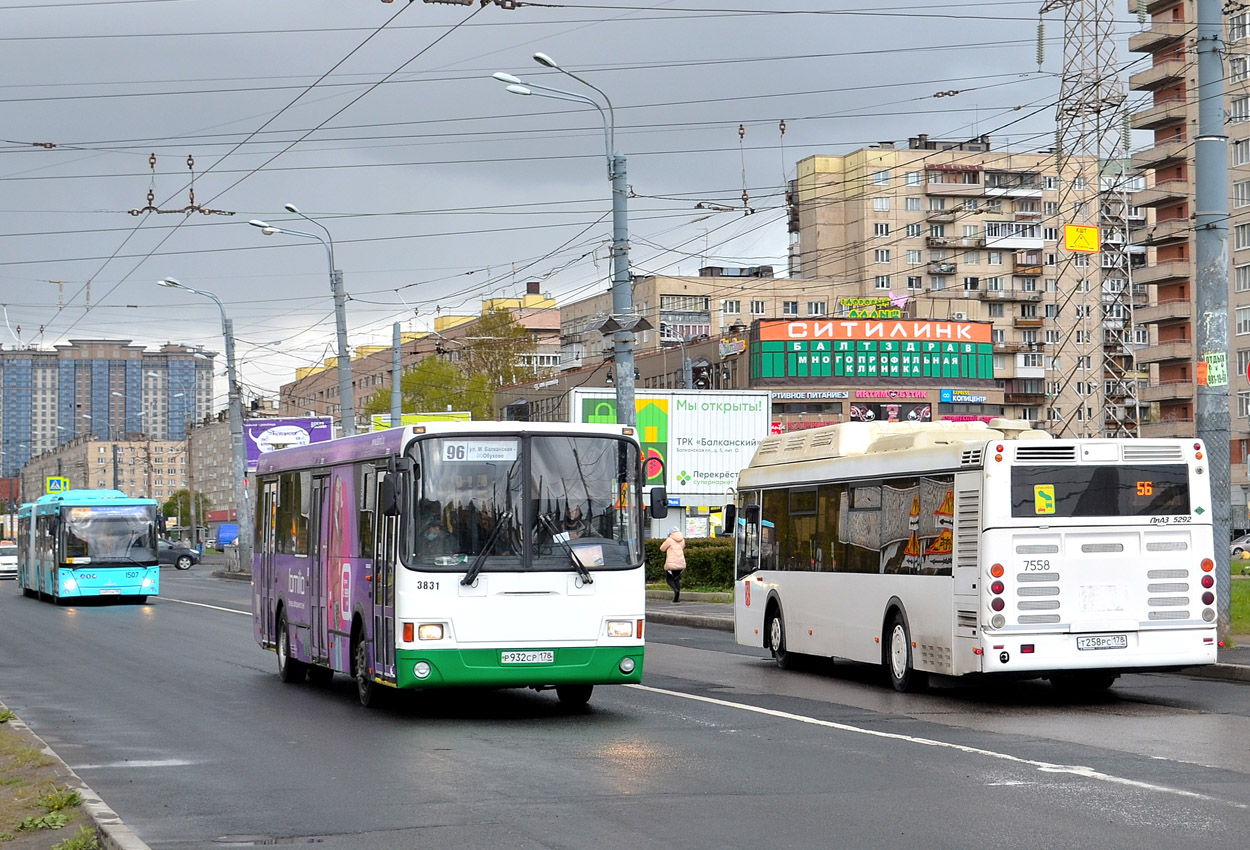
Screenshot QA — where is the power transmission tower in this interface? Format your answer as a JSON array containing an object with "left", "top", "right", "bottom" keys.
[{"left": 1041, "top": 0, "right": 1137, "bottom": 438}]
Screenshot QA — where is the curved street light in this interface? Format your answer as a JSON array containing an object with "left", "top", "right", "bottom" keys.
[
  {"left": 249, "top": 205, "right": 356, "bottom": 436},
  {"left": 157, "top": 277, "right": 252, "bottom": 573},
  {"left": 494, "top": 52, "right": 637, "bottom": 427}
]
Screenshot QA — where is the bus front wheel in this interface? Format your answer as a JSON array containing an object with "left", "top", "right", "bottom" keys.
[
  {"left": 277, "top": 610, "right": 305, "bottom": 684},
  {"left": 766, "top": 606, "right": 795, "bottom": 670},
  {"left": 352, "top": 629, "right": 380, "bottom": 709},
  {"left": 885, "top": 611, "right": 928, "bottom": 693}
]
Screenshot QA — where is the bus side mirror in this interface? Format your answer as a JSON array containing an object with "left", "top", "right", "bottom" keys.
[
  {"left": 744, "top": 504, "right": 760, "bottom": 523},
  {"left": 379, "top": 474, "right": 400, "bottom": 517},
  {"left": 649, "top": 487, "right": 669, "bottom": 519},
  {"left": 723, "top": 504, "right": 737, "bottom": 527}
]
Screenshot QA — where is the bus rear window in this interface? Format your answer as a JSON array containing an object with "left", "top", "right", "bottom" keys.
[{"left": 1010, "top": 464, "right": 1190, "bottom": 518}]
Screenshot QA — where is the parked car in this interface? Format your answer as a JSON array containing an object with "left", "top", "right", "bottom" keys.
[
  {"left": 157, "top": 539, "right": 199, "bottom": 570},
  {"left": 0, "top": 541, "right": 16, "bottom": 580},
  {"left": 1231, "top": 534, "right": 1250, "bottom": 557}
]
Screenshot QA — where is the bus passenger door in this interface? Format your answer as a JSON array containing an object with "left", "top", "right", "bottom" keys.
[
  {"left": 257, "top": 480, "right": 278, "bottom": 646},
  {"left": 309, "top": 475, "right": 330, "bottom": 665},
  {"left": 374, "top": 511, "right": 398, "bottom": 681}
]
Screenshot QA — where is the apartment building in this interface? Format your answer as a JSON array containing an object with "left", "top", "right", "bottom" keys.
[
  {"left": 279, "top": 283, "right": 560, "bottom": 421},
  {"left": 20, "top": 436, "right": 187, "bottom": 504},
  {"left": 788, "top": 134, "right": 1144, "bottom": 434},
  {"left": 0, "top": 339, "right": 214, "bottom": 478}
]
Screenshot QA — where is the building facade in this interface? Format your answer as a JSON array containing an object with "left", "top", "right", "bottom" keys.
[
  {"left": 20, "top": 436, "right": 187, "bottom": 505},
  {"left": 0, "top": 338, "right": 214, "bottom": 478}
]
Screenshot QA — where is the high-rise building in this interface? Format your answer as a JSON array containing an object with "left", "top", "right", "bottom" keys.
[
  {"left": 788, "top": 135, "right": 1137, "bottom": 433},
  {"left": 0, "top": 338, "right": 214, "bottom": 478}
]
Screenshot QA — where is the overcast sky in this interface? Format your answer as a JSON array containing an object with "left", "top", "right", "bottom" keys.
[{"left": 0, "top": 0, "right": 1152, "bottom": 408}]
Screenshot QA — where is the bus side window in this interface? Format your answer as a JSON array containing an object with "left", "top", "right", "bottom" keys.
[
  {"left": 359, "top": 464, "right": 375, "bottom": 560},
  {"left": 737, "top": 503, "right": 761, "bottom": 580}
]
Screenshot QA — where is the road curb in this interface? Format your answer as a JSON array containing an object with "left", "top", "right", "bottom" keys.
[
  {"left": 212, "top": 569, "right": 251, "bottom": 582},
  {"left": 647, "top": 610, "right": 734, "bottom": 632},
  {"left": 1, "top": 703, "right": 151, "bottom": 850},
  {"left": 1179, "top": 662, "right": 1250, "bottom": 684}
]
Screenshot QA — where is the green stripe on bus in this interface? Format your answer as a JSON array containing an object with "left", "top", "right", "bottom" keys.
[{"left": 393, "top": 646, "right": 644, "bottom": 689}]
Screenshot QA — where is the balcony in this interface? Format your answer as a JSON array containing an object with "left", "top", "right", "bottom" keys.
[
  {"left": 928, "top": 261, "right": 957, "bottom": 275},
  {"left": 1130, "top": 97, "right": 1188, "bottom": 131},
  {"left": 925, "top": 179, "right": 983, "bottom": 197},
  {"left": 926, "top": 236, "right": 986, "bottom": 249},
  {"left": 1139, "top": 381, "right": 1195, "bottom": 404},
  {"left": 1131, "top": 139, "right": 1188, "bottom": 172},
  {"left": 993, "top": 341, "right": 1041, "bottom": 353},
  {"left": 1129, "top": 59, "right": 1188, "bottom": 92},
  {"left": 1133, "top": 179, "right": 1189, "bottom": 209},
  {"left": 1139, "top": 418, "right": 1195, "bottom": 438},
  {"left": 977, "top": 288, "right": 1043, "bottom": 302},
  {"left": 925, "top": 209, "right": 957, "bottom": 223},
  {"left": 1139, "top": 217, "right": 1190, "bottom": 246},
  {"left": 1013, "top": 263, "right": 1043, "bottom": 276},
  {"left": 1004, "top": 391, "right": 1045, "bottom": 404},
  {"left": 1013, "top": 317, "right": 1044, "bottom": 328},
  {"left": 1136, "top": 339, "right": 1193, "bottom": 364},
  {"left": 1133, "top": 260, "right": 1190, "bottom": 286},
  {"left": 1135, "top": 298, "right": 1193, "bottom": 325},
  {"left": 1127, "top": 21, "right": 1188, "bottom": 54}
]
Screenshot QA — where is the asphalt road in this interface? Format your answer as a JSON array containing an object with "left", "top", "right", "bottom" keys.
[{"left": 3, "top": 568, "right": 1250, "bottom": 849}]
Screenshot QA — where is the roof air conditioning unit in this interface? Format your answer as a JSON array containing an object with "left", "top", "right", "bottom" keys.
[{"left": 951, "top": 312, "right": 968, "bottom": 321}]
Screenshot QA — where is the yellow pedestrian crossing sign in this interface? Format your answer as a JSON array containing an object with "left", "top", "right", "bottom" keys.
[
  {"left": 1063, "top": 223, "right": 1100, "bottom": 253},
  {"left": 46, "top": 476, "right": 70, "bottom": 494}
]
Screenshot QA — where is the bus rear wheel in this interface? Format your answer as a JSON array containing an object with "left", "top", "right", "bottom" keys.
[
  {"left": 277, "top": 611, "right": 305, "bottom": 684},
  {"left": 885, "top": 612, "right": 928, "bottom": 693},
  {"left": 556, "top": 684, "right": 593, "bottom": 708},
  {"left": 1049, "top": 671, "right": 1117, "bottom": 694},
  {"left": 766, "top": 606, "right": 795, "bottom": 670}
]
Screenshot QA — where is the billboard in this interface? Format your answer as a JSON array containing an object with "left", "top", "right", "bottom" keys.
[
  {"left": 570, "top": 390, "right": 771, "bottom": 496},
  {"left": 751, "top": 318, "right": 995, "bottom": 382},
  {"left": 369, "top": 411, "right": 472, "bottom": 431},
  {"left": 244, "top": 418, "right": 335, "bottom": 471}
]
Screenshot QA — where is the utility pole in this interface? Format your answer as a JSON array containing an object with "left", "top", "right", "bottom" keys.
[
  {"left": 391, "top": 322, "right": 402, "bottom": 427},
  {"left": 1195, "top": 0, "right": 1231, "bottom": 638}
]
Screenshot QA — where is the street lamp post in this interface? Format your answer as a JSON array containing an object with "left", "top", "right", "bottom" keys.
[
  {"left": 495, "top": 53, "right": 638, "bottom": 427},
  {"left": 249, "top": 206, "right": 356, "bottom": 436},
  {"left": 157, "top": 278, "right": 252, "bottom": 574}
]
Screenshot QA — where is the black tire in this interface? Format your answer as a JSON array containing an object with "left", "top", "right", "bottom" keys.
[
  {"left": 22, "top": 586, "right": 36, "bottom": 599},
  {"left": 277, "top": 610, "right": 305, "bottom": 684},
  {"left": 174, "top": 555, "right": 193, "bottom": 570},
  {"left": 1049, "top": 671, "right": 1117, "bottom": 694},
  {"left": 885, "top": 611, "right": 928, "bottom": 693},
  {"left": 352, "top": 629, "right": 380, "bottom": 708},
  {"left": 132, "top": 596, "right": 148, "bottom": 604},
  {"left": 306, "top": 665, "right": 334, "bottom": 687},
  {"left": 766, "top": 605, "right": 795, "bottom": 670},
  {"left": 556, "top": 684, "right": 593, "bottom": 707}
]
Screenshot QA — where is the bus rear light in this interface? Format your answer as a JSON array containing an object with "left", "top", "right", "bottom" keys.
[
  {"left": 990, "top": 564, "right": 1004, "bottom": 578},
  {"left": 606, "top": 620, "right": 633, "bottom": 638},
  {"left": 1201, "top": 575, "right": 1215, "bottom": 588},
  {"left": 991, "top": 580, "right": 1005, "bottom": 595},
  {"left": 995, "top": 454, "right": 1003, "bottom": 462},
  {"left": 1203, "top": 608, "right": 1216, "bottom": 623},
  {"left": 990, "top": 614, "right": 1006, "bottom": 629},
  {"left": 974, "top": 647, "right": 983, "bottom": 655},
  {"left": 1201, "top": 592, "right": 1215, "bottom": 606},
  {"left": 418, "top": 624, "right": 444, "bottom": 641},
  {"left": 990, "top": 598, "right": 1005, "bottom": 611},
  {"left": 1195, "top": 451, "right": 1203, "bottom": 460},
  {"left": 996, "top": 444, "right": 1004, "bottom": 453},
  {"left": 403, "top": 622, "right": 414, "bottom": 642},
  {"left": 1021, "top": 644, "right": 1034, "bottom": 654},
  {"left": 1200, "top": 559, "right": 1214, "bottom": 572}
]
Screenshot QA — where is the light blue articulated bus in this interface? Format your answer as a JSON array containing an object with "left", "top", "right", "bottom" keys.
[{"left": 17, "top": 489, "right": 160, "bottom": 604}]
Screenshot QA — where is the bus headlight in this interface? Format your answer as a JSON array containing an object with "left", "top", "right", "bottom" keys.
[
  {"left": 619, "top": 657, "right": 636, "bottom": 674},
  {"left": 142, "top": 577, "right": 154, "bottom": 588},
  {"left": 417, "top": 624, "right": 444, "bottom": 641},
  {"left": 414, "top": 661, "right": 432, "bottom": 679},
  {"left": 606, "top": 620, "right": 633, "bottom": 638},
  {"left": 63, "top": 578, "right": 78, "bottom": 591}
]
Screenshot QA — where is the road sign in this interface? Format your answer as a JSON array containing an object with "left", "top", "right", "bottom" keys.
[
  {"left": 46, "top": 476, "right": 70, "bottom": 494},
  {"left": 1063, "top": 223, "right": 1100, "bottom": 253}
]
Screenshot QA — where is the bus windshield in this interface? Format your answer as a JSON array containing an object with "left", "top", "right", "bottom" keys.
[
  {"left": 1010, "top": 464, "right": 1190, "bottom": 518},
  {"left": 62, "top": 504, "right": 157, "bottom": 563},
  {"left": 409, "top": 434, "right": 642, "bottom": 571}
]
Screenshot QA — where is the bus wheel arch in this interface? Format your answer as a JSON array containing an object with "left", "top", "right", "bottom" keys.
[
  {"left": 764, "top": 595, "right": 795, "bottom": 669},
  {"left": 350, "top": 616, "right": 380, "bottom": 709},
  {"left": 882, "top": 601, "right": 928, "bottom": 693}
]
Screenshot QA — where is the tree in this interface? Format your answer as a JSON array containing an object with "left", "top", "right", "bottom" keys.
[
  {"left": 162, "top": 489, "right": 213, "bottom": 530},
  {"left": 362, "top": 355, "right": 495, "bottom": 421},
  {"left": 460, "top": 307, "right": 542, "bottom": 387}
]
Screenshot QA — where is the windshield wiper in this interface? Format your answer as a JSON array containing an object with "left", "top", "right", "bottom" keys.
[
  {"left": 461, "top": 509, "right": 512, "bottom": 587},
  {"left": 539, "top": 513, "right": 593, "bottom": 584}
]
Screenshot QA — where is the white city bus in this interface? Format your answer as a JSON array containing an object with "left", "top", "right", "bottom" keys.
[
  {"left": 728, "top": 419, "right": 1218, "bottom": 692},
  {"left": 254, "top": 421, "right": 666, "bottom": 708}
]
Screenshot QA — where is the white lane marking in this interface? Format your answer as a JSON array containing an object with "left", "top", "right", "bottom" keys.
[
  {"left": 75, "top": 759, "right": 196, "bottom": 769},
  {"left": 156, "top": 596, "right": 249, "bottom": 616},
  {"left": 628, "top": 683, "right": 1245, "bottom": 808}
]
